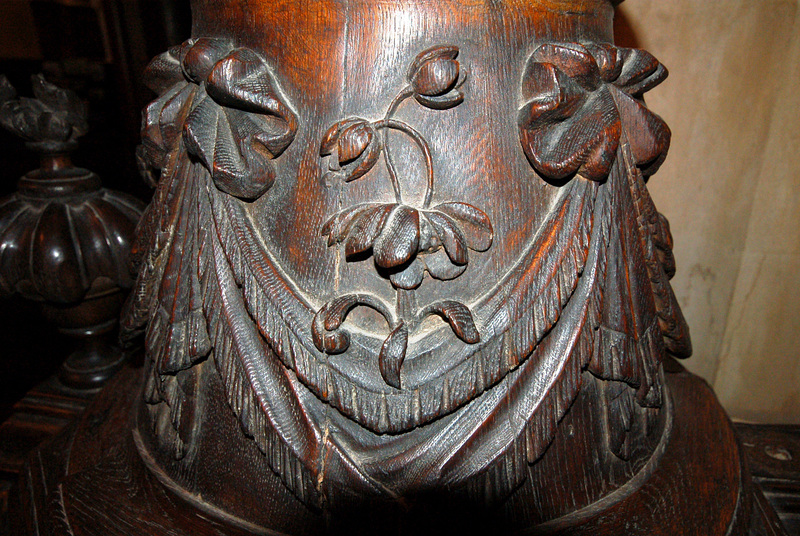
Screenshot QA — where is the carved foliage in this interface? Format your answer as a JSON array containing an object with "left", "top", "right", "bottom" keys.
[
  {"left": 140, "top": 38, "right": 298, "bottom": 200},
  {"left": 313, "top": 46, "right": 491, "bottom": 388},
  {"left": 518, "top": 42, "right": 670, "bottom": 182}
]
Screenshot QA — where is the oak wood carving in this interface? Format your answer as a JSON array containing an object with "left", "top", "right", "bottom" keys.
[{"left": 11, "top": 0, "right": 784, "bottom": 534}]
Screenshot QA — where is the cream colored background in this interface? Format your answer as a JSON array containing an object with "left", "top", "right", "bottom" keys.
[{"left": 616, "top": 1, "right": 800, "bottom": 423}]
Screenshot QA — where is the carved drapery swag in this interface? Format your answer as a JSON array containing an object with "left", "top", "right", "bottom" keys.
[{"left": 125, "top": 34, "right": 691, "bottom": 510}]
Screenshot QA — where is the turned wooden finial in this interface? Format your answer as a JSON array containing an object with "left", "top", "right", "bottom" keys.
[{"left": 0, "top": 74, "right": 144, "bottom": 389}]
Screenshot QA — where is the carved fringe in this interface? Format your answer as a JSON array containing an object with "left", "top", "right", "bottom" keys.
[
  {"left": 209, "top": 176, "right": 595, "bottom": 434},
  {"left": 461, "top": 176, "right": 610, "bottom": 505},
  {"left": 198, "top": 187, "right": 320, "bottom": 507}
]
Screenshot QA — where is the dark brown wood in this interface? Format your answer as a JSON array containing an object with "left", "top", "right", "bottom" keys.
[
  {"left": 8, "top": 0, "right": 788, "bottom": 533},
  {"left": 0, "top": 74, "right": 144, "bottom": 389},
  {"left": 0, "top": 375, "right": 93, "bottom": 525}
]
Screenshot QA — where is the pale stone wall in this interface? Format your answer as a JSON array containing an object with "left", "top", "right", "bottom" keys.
[{"left": 617, "top": 0, "right": 800, "bottom": 423}]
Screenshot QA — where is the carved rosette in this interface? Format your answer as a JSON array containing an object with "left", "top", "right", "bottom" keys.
[{"left": 126, "top": 32, "right": 692, "bottom": 517}]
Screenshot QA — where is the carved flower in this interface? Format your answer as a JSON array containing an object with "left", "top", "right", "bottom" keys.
[
  {"left": 322, "top": 201, "right": 492, "bottom": 289},
  {"left": 518, "top": 42, "right": 670, "bottom": 182},
  {"left": 140, "top": 38, "right": 298, "bottom": 200},
  {"left": 319, "top": 118, "right": 381, "bottom": 183},
  {"left": 407, "top": 46, "right": 467, "bottom": 110}
]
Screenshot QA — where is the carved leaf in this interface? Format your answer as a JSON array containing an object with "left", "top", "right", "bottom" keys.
[
  {"left": 378, "top": 322, "right": 408, "bottom": 389},
  {"left": 420, "top": 300, "right": 480, "bottom": 344}
]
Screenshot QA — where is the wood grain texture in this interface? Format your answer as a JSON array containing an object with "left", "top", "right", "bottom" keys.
[{"left": 9, "top": 0, "right": 783, "bottom": 533}]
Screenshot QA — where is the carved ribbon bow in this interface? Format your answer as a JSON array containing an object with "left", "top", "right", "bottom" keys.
[
  {"left": 141, "top": 38, "right": 298, "bottom": 200},
  {"left": 518, "top": 43, "right": 670, "bottom": 182}
]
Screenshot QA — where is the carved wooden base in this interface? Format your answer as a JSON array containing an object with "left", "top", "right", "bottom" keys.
[{"left": 10, "top": 361, "right": 786, "bottom": 535}]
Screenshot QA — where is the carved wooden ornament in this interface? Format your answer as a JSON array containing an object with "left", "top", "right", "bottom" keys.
[{"left": 121, "top": 1, "right": 698, "bottom": 529}]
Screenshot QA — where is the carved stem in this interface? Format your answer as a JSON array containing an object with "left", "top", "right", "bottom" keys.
[
  {"left": 373, "top": 119, "right": 434, "bottom": 209},
  {"left": 381, "top": 87, "right": 413, "bottom": 203}
]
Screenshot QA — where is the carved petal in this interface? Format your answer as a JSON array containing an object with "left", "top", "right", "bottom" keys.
[
  {"left": 338, "top": 122, "right": 374, "bottom": 164},
  {"left": 343, "top": 130, "right": 381, "bottom": 182},
  {"left": 434, "top": 202, "right": 493, "bottom": 251},
  {"left": 390, "top": 258, "right": 425, "bottom": 289},
  {"left": 378, "top": 322, "right": 408, "bottom": 389},
  {"left": 424, "top": 249, "right": 467, "bottom": 280},
  {"left": 321, "top": 203, "right": 383, "bottom": 245},
  {"left": 320, "top": 118, "right": 360, "bottom": 155},
  {"left": 424, "top": 211, "right": 468, "bottom": 265},
  {"left": 407, "top": 45, "right": 459, "bottom": 81},
  {"left": 343, "top": 204, "right": 395, "bottom": 257},
  {"left": 412, "top": 58, "right": 460, "bottom": 97},
  {"left": 373, "top": 205, "right": 420, "bottom": 268},
  {"left": 419, "top": 301, "right": 480, "bottom": 344},
  {"left": 414, "top": 90, "right": 464, "bottom": 110}
]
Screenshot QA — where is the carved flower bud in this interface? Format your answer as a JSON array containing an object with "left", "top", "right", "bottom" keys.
[
  {"left": 412, "top": 57, "right": 459, "bottom": 97},
  {"left": 320, "top": 118, "right": 380, "bottom": 182},
  {"left": 337, "top": 122, "right": 374, "bottom": 165},
  {"left": 407, "top": 46, "right": 466, "bottom": 110}
]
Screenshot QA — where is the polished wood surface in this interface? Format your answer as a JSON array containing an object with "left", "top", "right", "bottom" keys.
[{"left": 6, "top": 0, "right": 786, "bottom": 533}]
